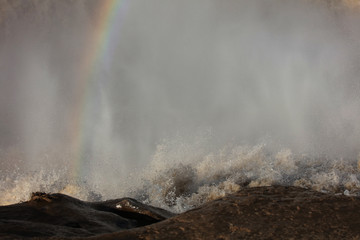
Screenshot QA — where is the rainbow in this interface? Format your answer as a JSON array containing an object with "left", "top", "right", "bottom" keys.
[{"left": 70, "top": 0, "right": 129, "bottom": 180}]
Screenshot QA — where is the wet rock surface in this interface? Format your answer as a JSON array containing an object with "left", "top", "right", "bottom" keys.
[
  {"left": 1, "top": 186, "right": 360, "bottom": 239},
  {"left": 0, "top": 192, "right": 173, "bottom": 239}
]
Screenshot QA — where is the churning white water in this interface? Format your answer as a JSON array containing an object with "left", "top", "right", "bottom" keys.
[
  {"left": 1, "top": 0, "right": 360, "bottom": 212},
  {"left": 1, "top": 136, "right": 360, "bottom": 213}
]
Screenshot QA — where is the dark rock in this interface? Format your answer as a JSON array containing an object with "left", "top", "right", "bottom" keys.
[
  {"left": 1, "top": 186, "right": 360, "bottom": 239},
  {"left": 91, "top": 186, "right": 360, "bottom": 240},
  {"left": 0, "top": 192, "right": 173, "bottom": 239}
]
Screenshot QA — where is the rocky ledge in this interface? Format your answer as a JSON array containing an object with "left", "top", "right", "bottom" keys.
[{"left": 1, "top": 186, "right": 360, "bottom": 239}]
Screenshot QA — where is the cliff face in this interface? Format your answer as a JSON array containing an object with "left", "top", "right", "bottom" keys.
[
  {"left": 0, "top": 0, "right": 98, "bottom": 149},
  {"left": 1, "top": 0, "right": 358, "bottom": 50},
  {"left": 0, "top": 0, "right": 357, "bottom": 27},
  {"left": 0, "top": 0, "right": 96, "bottom": 21},
  {"left": 0, "top": 0, "right": 95, "bottom": 39},
  {"left": 328, "top": 0, "right": 360, "bottom": 9}
]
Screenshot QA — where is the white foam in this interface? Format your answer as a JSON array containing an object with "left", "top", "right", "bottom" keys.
[
  {"left": 117, "top": 138, "right": 360, "bottom": 213},
  {"left": 1, "top": 139, "right": 360, "bottom": 212}
]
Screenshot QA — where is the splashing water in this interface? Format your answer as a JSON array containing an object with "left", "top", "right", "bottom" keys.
[
  {"left": 124, "top": 136, "right": 360, "bottom": 213},
  {"left": 1, "top": 0, "right": 360, "bottom": 212},
  {"left": 2, "top": 135, "right": 360, "bottom": 213}
]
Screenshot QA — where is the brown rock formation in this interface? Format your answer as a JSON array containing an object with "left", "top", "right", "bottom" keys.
[{"left": 1, "top": 186, "right": 360, "bottom": 239}]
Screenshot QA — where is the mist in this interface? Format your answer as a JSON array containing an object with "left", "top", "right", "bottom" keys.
[{"left": 1, "top": 0, "right": 360, "bottom": 201}]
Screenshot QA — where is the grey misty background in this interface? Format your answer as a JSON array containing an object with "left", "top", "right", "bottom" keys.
[{"left": 0, "top": 0, "right": 360, "bottom": 179}]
